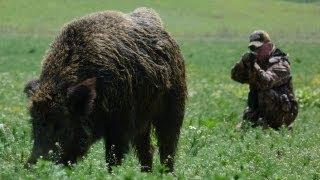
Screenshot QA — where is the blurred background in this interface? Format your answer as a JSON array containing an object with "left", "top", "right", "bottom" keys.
[{"left": 0, "top": 0, "right": 319, "bottom": 42}]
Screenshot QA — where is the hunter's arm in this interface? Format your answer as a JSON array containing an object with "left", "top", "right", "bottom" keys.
[
  {"left": 252, "top": 58, "right": 291, "bottom": 90},
  {"left": 231, "top": 57, "right": 250, "bottom": 84}
]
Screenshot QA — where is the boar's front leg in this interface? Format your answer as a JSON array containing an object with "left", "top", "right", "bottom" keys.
[
  {"left": 104, "top": 112, "right": 133, "bottom": 172},
  {"left": 104, "top": 134, "right": 130, "bottom": 172}
]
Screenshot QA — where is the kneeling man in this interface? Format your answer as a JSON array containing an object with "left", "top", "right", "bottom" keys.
[{"left": 231, "top": 30, "right": 298, "bottom": 129}]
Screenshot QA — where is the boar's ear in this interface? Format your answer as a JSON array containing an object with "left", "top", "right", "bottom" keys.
[
  {"left": 24, "top": 79, "right": 40, "bottom": 98},
  {"left": 67, "top": 77, "right": 97, "bottom": 114}
]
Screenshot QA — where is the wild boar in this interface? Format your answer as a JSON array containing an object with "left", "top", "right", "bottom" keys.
[{"left": 24, "top": 7, "right": 186, "bottom": 172}]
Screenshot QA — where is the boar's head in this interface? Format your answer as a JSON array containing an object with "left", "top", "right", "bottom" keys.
[{"left": 24, "top": 77, "right": 97, "bottom": 166}]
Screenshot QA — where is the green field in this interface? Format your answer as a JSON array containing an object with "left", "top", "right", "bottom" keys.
[{"left": 1, "top": 0, "right": 320, "bottom": 179}]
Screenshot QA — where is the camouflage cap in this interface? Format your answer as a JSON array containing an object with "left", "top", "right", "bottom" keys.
[{"left": 248, "top": 30, "right": 271, "bottom": 49}]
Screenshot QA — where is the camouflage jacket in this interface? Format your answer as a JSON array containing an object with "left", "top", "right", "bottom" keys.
[{"left": 231, "top": 48, "right": 298, "bottom": 127}]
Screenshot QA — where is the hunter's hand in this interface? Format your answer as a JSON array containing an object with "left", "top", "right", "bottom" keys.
[{"left": 241, "top": 52, "right": 255, "bottom": 67}]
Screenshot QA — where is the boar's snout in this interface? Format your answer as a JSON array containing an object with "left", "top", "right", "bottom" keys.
[
  {"left": 24, "top": 157, "right": 37, "bottom": 169},
  {"left": 24, "top": 145, "right": 49, "bottom": 168}
]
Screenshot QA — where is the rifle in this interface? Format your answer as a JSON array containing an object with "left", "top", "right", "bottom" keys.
[
  {"left": 242, "top": 51, "right": 259, "bottom": 109},
  {"left": 242, "top": 51, "right": 257, "bottom": 70}
]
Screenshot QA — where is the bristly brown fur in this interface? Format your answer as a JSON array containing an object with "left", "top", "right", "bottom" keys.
[{"left": 24, "top": 7, "right": 186, "bottom": 173}]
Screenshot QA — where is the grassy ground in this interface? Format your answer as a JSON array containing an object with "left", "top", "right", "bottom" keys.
[{"left": 0, "top": 0, "right": 320, "bottom": 179}]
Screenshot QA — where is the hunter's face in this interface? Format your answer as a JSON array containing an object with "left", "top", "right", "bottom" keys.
[{"left": 255, "top": 42, "right": 273, "bottom": 61}]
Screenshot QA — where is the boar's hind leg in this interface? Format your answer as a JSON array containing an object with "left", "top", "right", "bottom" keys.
[
  {"left": 154, "top": 95, "right": 185, "bottom": 173},
  {"left": 134, "top": 122, "right": 153, "bottom": 172}
]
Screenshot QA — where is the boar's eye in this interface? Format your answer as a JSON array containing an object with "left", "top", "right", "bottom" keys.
[
  {"left": 37, "top": 119, "right": 48, "bottom": 128},
  {"left": 53, "top": 120, "right": 63, "bottom": 130}
]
